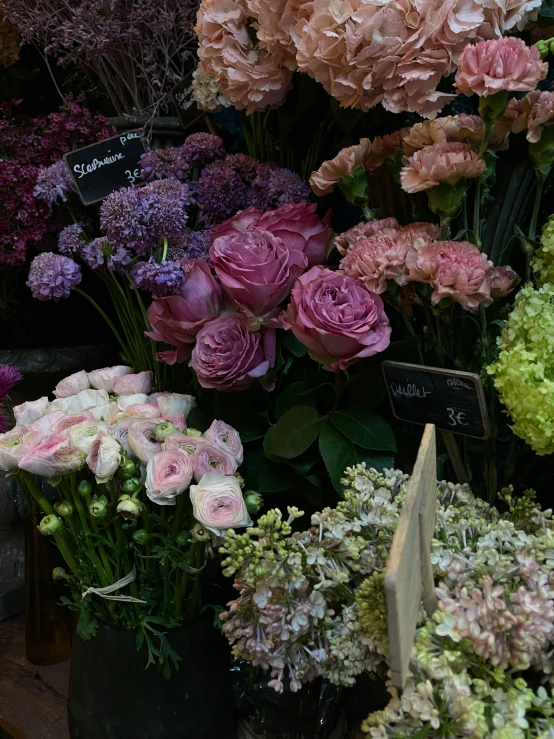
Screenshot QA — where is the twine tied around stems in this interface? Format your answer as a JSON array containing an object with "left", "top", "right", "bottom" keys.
[{"left": 81, "top": 566, "right": 147, "bottom": 604}]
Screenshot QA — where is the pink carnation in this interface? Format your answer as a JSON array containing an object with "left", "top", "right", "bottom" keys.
[
  {"left": 455, "top": 38, "right": 547, "bottom": 97},
  {"left": 400, "top": 143, "right": 486, "bottom": 194},
  {"left": 309, "top": 139, "right": 371, "bottom": 196},
  {"left": 489, "top": 265, "right": 520, "bottom": 298},
  {"left": 402, "top": 115, "right": 486, "bottom": 154},
  {"left": 364, "top": 132, "right": 407, "bottom": 172},
  {"left": 407, "top": 240, "right": 493, "bottom": 310},
  {"left": 498, "top": 90, "right": 554, "bottom": 143},
  {"left": 334, "top": 218, "right": 400, "bottom": 257},
  {"left": 340, "top": 234, "right": 411, "bottom": 294},
  {"left": 399, "top": 222, "right": 442, "bottom": 249}
]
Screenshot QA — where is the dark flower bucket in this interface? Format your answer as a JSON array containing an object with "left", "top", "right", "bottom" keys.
[{"left": 68, "top": 615, "right": 235, "bottom": 739}]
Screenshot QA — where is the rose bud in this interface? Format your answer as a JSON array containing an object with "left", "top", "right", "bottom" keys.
[
  {"left": 244, "top": 490, "right": 263, "bottom": 514},
  {"left": 133, "top": 529, "right": 150, "bottom": 545},
  {"left": 89, "top": 494, "right": 109, "bottom": 519},
  {"left": 54, "top": 500, "right": 74, "bottom": 517},
  {"left": 39, "top": 514, "right": 63, "bottom": 536},
  {"left": 117, "top": 495, "right": 143, "bottom": 520},
  {"left": 78, "top": 480, "right": 93, "bottom": 497},
  {"left": 155, "top": 421, "right": 176, "bottom": 442}
]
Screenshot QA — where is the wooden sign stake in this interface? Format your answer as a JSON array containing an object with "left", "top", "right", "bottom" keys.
[
  {"left": 385, "top": 424, "right": 438, "bottom": 689},
  {"left": 439, "top": 429, "right": 468, "bottom": 484}
]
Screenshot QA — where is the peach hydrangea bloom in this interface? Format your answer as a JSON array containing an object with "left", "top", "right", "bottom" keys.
[
  {"left": 340, "top": 234, "right": 412, "bottom": 293},
  {"left": 310, "top": 139, "right": 372, "bottom": 196},
  {"left": 455, "top": 37, "right": 547, "bottom": 98},
  {"left": 400, "top": 142, "right": 486, "bottom": 194}
]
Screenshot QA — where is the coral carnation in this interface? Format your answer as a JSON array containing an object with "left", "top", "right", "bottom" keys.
[{"left": 400, "top": 143, "right": 486, "bottom": 194}]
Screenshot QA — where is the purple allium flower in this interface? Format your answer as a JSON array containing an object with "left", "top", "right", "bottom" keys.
[
  {"left": 27, "top": 252, "right": 82, "bottom": 301},
  {"left": 58, "top": 223, "right": 86, "bottom": 255},
  {"left": 167, "top": 230, "right": 212, "bottom": 261},
  {"left": 252, "top": 168, "right": 311, "bottom": 210},
  {"left": 33, "top": 160, "right": 76, "bottom": 208},
  {"left": 224, "top": 154, "right": 266, "bottom": 184},
  {"left": 140, "top": 147, "right": 189, "bottom": 181},
  {"left": 197, "top": 163, "right": 248, "bottom": 225},
  {"left": 181, "top": 133, "right": 226, "bottom": 168},
  {"left": 130, "top": 258, "right": 185, "bottom": 296}
]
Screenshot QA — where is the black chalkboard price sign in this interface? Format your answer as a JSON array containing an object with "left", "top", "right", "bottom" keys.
[
  {"left": 64, "top": 131, "right": 146, "bottom": 205},
  {"left": 381, "top": 361, "right": 490, "bottom": 440},
  {"left": 172, "top": 77, "right": 194, "bottom": 128}
]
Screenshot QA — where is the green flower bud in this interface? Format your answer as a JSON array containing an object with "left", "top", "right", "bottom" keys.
[
  {"left": 78, "top": 480, "right": 93, "bottom": 497},
  {"left": 119, "top": 459, "right": 137, "bottom": 478},
  {"left": 116, "top": 494, "right": 143, "bottom": 520},
  {"left": 184, "top": 428, "right": 203, "bottom": 437},
  {"left": 38, "top": 514, "right": 63, "bottom": 536},
  {"left": 191, "top": 523, "right": 210, "bottom": 542},
  {"left": 89, "top": 494, "right": 109, "bottom": 519},
  {"left": 535, "top": 40, "right": 549, "bottom": 59},
  {"left": 176, "top": 532, "right": 189, "bottom": 546},
  {"left": 549, "top": 41, "right": 554, "bottom": 57},
  {"left": 52, "top": 566, "right": 68, "bottom": 581},
  {"left": 244, "top": 490, "right": 263, "bottom": 515},
  {"left": 54, "top": 500, "right": 74, "bottom": 518},
  {"left": 121, "top": 477, "right": 141, "bottom": 494},
  {"left": 235, "top": 472, "right": 245, "bottom": 489},
  {"left": 133, "top": 529, "right": 150, "bottom": 545},
  {"left": 338, "top": 165, "right": 370, "bottom": 209},
  {"left": 155, "top": 420, "right": 176, "bottom": 442}
]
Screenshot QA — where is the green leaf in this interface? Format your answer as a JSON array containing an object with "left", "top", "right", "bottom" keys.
[
  {"left": 280, "top": 330, "right": 308, "bottom": 357},
  {"left": 266, "top": 405, "right": 325, "bottom": 459},
  {"left": 240, "top": 441, "right": 300, "bottom": 492},
  {"left": 539, "top": 0, "right": 554, "bottom": 16},
  {"left": 77, "top": 610, "right": 98, "bottom": 641},
  {"left": 275, "top": 382, "right": 316, "bottom": 419},
  {"left": 330, "top": 406, "right": 396, "bottom": 452},
  {"left": 343, "top": 368, "right": 386, "bottom": 410},
  {"left": 186, "top": 406, "right": 213, "bottom": 433}
]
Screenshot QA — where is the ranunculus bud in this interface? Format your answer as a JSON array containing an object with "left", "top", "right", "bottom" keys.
[
  {"left": 155, "top": 421, "right": 176, "bottom": 442},
  {"left": 39, "top": 514, "right": 63, "bottom": 536},
  {"left": 191, "top": 522, "right": 211, "bottom": 542},
  {"left": 176, "top": 531, "right": 189, "bottom": 546},
  {"left": 52, "top": 566, "right": 69, "bottom": 581},
  {"left": 244, "top": 490, "right": 263, "bottom": 514},
  {"left": 78, "top": 480, "right": 93, "bottom": 497},
  {"left": 133, "top": 529, "right": 150, "bottom": 545},
  {"left": 54, "top": 500, "right": 74, "bottom": 517},
  {"left": 119, "top": 459, "right": 137, "bottom": 478},
  {"left": 117, "top": 494, "right": 143, "bottom": 520},
  {"left": 185, "top": 428, "right": 203, "bottom": 438},
  {"left": 122, "top": 477, "right": 141, "bottom": 494},
  {"left": 89, "top": 494, "right": 109, "bottom": 519}
]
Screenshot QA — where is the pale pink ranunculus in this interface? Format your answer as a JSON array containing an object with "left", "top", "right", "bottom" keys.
[
  {"left": 49, "top": 389, "right": 110, "bottom": 415},
  {"left": 117, "top": 394, "right": 149, "bottom": 410},
  {"left": 211, "top": 203, "right": 334, "bottom": 268},
  {"left": 88, "top": 365, "right": 133, "bottom": 392},
  {"left": 145, "top": 449, "right": 194, "bottom": 506},
  {"left": 204, "top": 420, "right": 243, "bottom": 465},
  {"left": 281, "top": 266, "right": 392, "bottom": 371},
  {"left": 309, "top": 139, "right": 371, "bottom": 196},
  {"left": 145, "top": 258, "right": 223, "bottom": 366},
  {"left": 0, "top": 426, "right": 29, "bottom": 470},
  {"left": 334, "top": 219, "right": 400, "bottom": 257},
  {"left": 400, "top": 143, "right": 486, "bottom": 194},
  {"left": 190, "top": 314, "right": 276, "bottom": 392},
  {"left": 69, "top": 420, "right": 109, "bottom": 454},
  {"left": 112, "top": 371, "right": 153, "bottom": 396},
  {"left": 88, "top": 403, "right": 120, "bottom": 423},
  {"left": 210, "top": 228, "right": 307, "bottom": 317},
  {"left": 13, "top": 396, "right": 49, "bottom": 426},
  {"left": 127, "top": 418, "right": 163, "bottom": 464},
  {"left": 53, "top": 370, "right": 90, "bottom": 399},
  {"left": 340, "top": 234, "right": 411, "bottom": 293},
  {"left": 407, "top": 240, "right": 493, "bottom": 310},
  {"left": 19, "top": 434, "right": 83, "bottom": 477},
  {"left": 25, "top": 411, "right": 66, "bottom": 447},
  {"left": 52, "top": 411, "right": 94, "bottom": 436},
  {"left": 86, "top": 432, "right": 121, "bottom": 483},
  {"left": 162, "top": 432, "right": 205, "bottom": 457},
  {"left": 189, "top": 472, "right": 252, "bottom": 536},
  {"left": 156, "top": 393, "right": 197, "bottom": 419},
  {"left": 121, "top": 404, "right": 162, "bottom": 419},
  {"left": 193, "top": 442, "right": 238, "bottom": 482},
  {"left": 455, "top": 37, "right": 547, "bottom": 98},
  {"left": 109, "top": 417, "right": 135, "bottom": 456},
  {"left": 489, "top": 265, "right": 521, "bottom": 298}
]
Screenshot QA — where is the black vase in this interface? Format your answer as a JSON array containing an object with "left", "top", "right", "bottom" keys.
[{"left": 67, "top": 616, "right": 236, "bottom": 739}]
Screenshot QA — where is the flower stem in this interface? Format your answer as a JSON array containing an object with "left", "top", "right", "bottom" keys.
[
  {"left": 74, "top": 287, "right": 129, "bottom": 356},
  {"left": 526, "top": 172, "right": 546, "bottom": 280}
]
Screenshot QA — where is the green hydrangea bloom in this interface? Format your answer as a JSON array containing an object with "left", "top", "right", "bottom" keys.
[{"left": 531, "top": 214, "right": 554, "bottom": 286}]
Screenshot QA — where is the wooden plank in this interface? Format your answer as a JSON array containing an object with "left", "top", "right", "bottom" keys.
[{"left": 385, "top": 424, "right": 437, "bottom": 689}]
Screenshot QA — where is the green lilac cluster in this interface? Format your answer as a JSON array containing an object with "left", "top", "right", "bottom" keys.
[
  {"left": 354, "top": 572, "right": 389, "bottom": 656},
  {"left": 488, "top": 281, "right": 554, "bottom": 454}
]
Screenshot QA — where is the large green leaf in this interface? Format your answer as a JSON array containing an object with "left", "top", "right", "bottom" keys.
[
  {"left": 275, "top": 382, "right": 316, "bottom": 419},
  {"left": 280, "top": 330, "right": 308, "bottom": 357},
  {"left": 343, "top": 368, "right": 386, "bottom": 410},
  {"left": 330, "top": 406, "right": 396, "bottom": 452},
  {"left": 266, "top": 405, "right": 325, "bottom": 459},
  {"left": 241, "top": 442, "right": 300, "bottom": 493}
]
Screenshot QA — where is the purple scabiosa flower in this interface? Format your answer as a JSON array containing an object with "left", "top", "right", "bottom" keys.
[
  {"left": 224, "top": 154, "right": 265, "bottom": 184},
  {"left": 252, "top": 168, "right": 311, "bottom": 210},
  {"left": 58, "top": 223, "right": 86, "bottom": 255},
  {"left": 27, "top": 252, "right": 82, "bottom": 301},
  {"left": 181, "top": 133, "right": 226, "bottom": 168},
  {"left": 130, "top": 258, "right": 185, "bottom": 296},
  {"left": 79, "top": 238, "right": 106, "bottom": 269},
  {"left": 197, "top": 163, "right": 248, "bottom": 225},
  {"left": 140, "top": 147, "right": 189, "bottom": 181},
  {"left": 33, "top": 160, "right": 76, "bottom": 208},
  {"left": 167, "top": 231, "right": 212, "bottom": 261},
  {"left": 107, "top": 245, "right": 133, "bottom": 274}
]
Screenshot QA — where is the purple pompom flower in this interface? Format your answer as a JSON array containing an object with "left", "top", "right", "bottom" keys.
[
  {"left": 181, "top": 133, "right": 226, "bottom": 168},
  {"left": 130, "top": 258, "right": 185, "bottom": 296},
  {"left": 197, "top": 163, "right": 248, "bottom": 224},
  {"left": 140, "top": 148, "right": 189, "bottom": 181},
  {"left": 27, "top": 252, "right": 82, "bottom": 301},
  {"left": 79, "top": 238, "right": 105, "bottom": 269},
  {"left": 224, "top": 154, "right": 266, "bottom": 184},
  {"left": 167, "top": 231, "right": 212, "bottom": 261},
  {"left": 252, "top": 168, "right": 311, "bottom": 210},
  {"left": 58, "top": 223, "right": 86, "bottom": 255},
  {"left": 33, "top": 160, "right": 76, "bottom": 208}
]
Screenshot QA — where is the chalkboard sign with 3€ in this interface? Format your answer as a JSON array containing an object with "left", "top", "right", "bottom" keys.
[
  {"left": 64, "top": 131, "right": 146, "bottom": 205},
  {"left": 381, "top": 361, "right": 490, "bottom": 440}
]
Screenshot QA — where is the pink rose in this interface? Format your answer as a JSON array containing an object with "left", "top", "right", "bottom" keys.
[
  {"left": 127, "top": 418, "right": 163, "bottom": 464},
  {"left": 340, "top": 234, "right": 412, "bottom": 293},
  {"left": 210, "top": 228, "right": 307, "bottom": 318},
  {"left": 455, "top": 38, "right": 547, "bottom": 98},
  {"left": 281, "top": 266, "right": 391, "bottom": 371},
  {"left": 112, "top": 371, "right": 153, "bottom": 396},
  {"left": 193, "top": 442, "right": 238, "bottom": 482},
  {"left": 53, "top": 370, "right": 90, "bottom": 398},
  {"left": 19, "top": 434, "right": 84, "bottom": 477},
  {"left": 309, "top": 139, "right": 372, "bottom": 196},
  {"left": 489, "top": 265, "right": 520, "bottom": 298},
  {"left": 86, "top": 432, "right": 121, "bottom": 483},
  {"left": 13, "top": 396, "right": 49, "bottom": 426},
  {"left": 204, "top": 420, "right": 243, "bottom": 465},
  {"left": 189, "top": 472, "right": 252, "bottom": 536},
  {"left": 145, "top": 449, "right": 194, "bottom": 506},
  {"left": 146, "top": 258, "right": 223, "bottom": 365},
  {"left": 88, "top": 365, "right": 133, "bottom": 391},
  {"left": 190, "top": 314, "right": 276, "bottom": 392},
  {"left": 212, "top": 203, "right": 334, "bottom": 267},
  {"left": 407, "top": 240, "right": 493, "bottom": 311}
]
